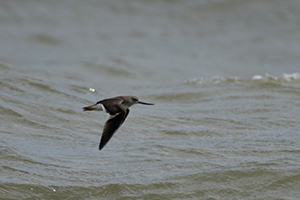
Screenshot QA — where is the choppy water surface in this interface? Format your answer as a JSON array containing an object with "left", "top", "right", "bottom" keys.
[{"left": 1, "top": 0, "right": 300, "bottom": 199}]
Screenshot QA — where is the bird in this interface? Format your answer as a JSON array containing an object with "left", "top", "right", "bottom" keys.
[{"left": 83, "top": 96, "right": 154, "bottom": 150}]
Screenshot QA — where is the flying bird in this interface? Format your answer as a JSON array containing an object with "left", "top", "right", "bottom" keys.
[{"left": 83, "top": 96, "right": 154, "bottom": 150}]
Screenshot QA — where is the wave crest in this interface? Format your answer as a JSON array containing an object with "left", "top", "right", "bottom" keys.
[{"left": 185, "top": 73, "right": 300, "bottom": 85}]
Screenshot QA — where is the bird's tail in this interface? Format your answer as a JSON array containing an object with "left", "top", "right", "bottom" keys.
[{"left": 83, "top": 103, "right": 104, "bottom": 111}]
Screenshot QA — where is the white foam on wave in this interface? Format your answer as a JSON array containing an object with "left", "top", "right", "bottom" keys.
[
  {"left": 185, "top": 73, "right": 300, "bottom": 85},
  {"left": 282, "top": 73, "right": 300, "bottom": 81},
  {"left": 252, "top": 73, "right": 300, "bottom": 82},
  {"left": 185, "top": 76, "right": 226, "bottom": 84}
]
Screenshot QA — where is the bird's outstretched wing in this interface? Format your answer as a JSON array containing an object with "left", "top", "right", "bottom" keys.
[{"left": 99, "top": 109, "right": 130, "bottom": 150}]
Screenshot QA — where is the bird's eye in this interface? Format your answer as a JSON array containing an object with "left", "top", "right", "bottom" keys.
[{"left": 133, "top": 98, "right": 138, "bottom": 102}]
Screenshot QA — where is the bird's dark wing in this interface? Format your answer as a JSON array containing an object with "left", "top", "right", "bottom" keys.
[{"left": 99, "top": 109, "right": 130, "bottom": 150}]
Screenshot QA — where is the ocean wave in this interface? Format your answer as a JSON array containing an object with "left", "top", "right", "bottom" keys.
[
  {"left": 185, "top": 73, "right": 300, "bottom": 85},
  {"left": 252, "top": 73, "right": 300, "bottom": 82}
]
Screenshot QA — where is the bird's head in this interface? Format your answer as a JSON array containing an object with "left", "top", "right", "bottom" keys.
[{"left": 130, "top": 96, "right": 154, "bottom": 106}]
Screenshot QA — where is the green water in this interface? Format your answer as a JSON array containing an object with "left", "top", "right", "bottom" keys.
[{"left": 1, "top": 0, "right": 300, "bottom": 199}]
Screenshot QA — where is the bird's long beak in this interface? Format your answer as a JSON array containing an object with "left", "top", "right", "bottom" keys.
[{"left": 137, "top": 101, "right": 154, "bottom": 105}]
